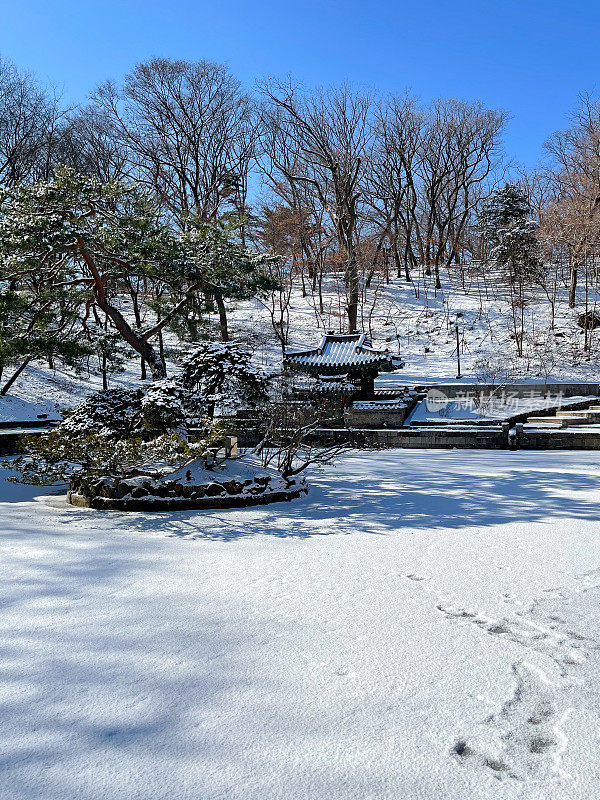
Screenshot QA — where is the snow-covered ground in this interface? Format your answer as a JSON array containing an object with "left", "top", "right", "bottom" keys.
[{"left": 3, "top": 449, "right": 600, "bottom": 800}]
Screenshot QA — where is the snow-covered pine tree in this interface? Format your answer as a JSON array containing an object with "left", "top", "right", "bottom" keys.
[
  {"left": 0, "top": 286, "right": 87, "bottom": 395},
  {"left": 478, "top": 184, "right": 542, "bottom": 356},
  {"left": 179, "top": 341, "right": 270, "bottom": 418},
  {"left": 0, "top": 169, "right": 182, "bottom": 379},
  {"left": 0, "top": 170, "right": 280, "bottom": 379},
  {"left": 60, "top": 381, "right": 186, "bottom": 440},
  {"left": 179, "top": 219, "right": 280, "bottom": 343},
  {"left": 479, "top": 184, "right": 541, "bottom": 284}
]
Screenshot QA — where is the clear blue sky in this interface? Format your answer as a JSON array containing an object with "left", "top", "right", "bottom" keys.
[{"left": 1, "top": 0, "right": 597, "bottom": 168}]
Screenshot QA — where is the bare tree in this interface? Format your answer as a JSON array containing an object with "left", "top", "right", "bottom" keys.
[
  {"left": 95, "top": 57, "right": 255, "bottom": 226},
  {"left": 546, "top": 93, "right": 600, "bottom": 308},
  {"left": 419, "top": 99, "right": 506, "bottom": 289},
  {"left": 94, "top": 58, "right": 258, "bottom": 342},
  {"left": 369, "top": 94, "right": 424, "bottom": 283},
  {"left": 0, "top": 55, "right": 64, "bottom": 186},
  {"left": 259, "top": 81, "right": 372, "bottom": 332},
  {"left": 55, "top": 105, "right": 130, "bottom": 183}
]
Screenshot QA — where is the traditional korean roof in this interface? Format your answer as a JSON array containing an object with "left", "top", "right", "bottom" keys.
[
  {"left": 284, "top": 333, "right": 404, "bottom": 376},
  {"left": 312, "top": 375, "right": 357, "bottom": 395},
  {"left": 352, "top": 398, "right": 408, "bottom": 411}
]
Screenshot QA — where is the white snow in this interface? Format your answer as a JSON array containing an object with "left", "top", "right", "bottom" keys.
[
  {"left": 0, "top": 394, "right": 60, "bottom": 423},
  {"left": 3, "top": 449, "right": 600, "bottom": 799},
  {"left": 407, "top": 394, "right": 597, "bottom": 424},
  {"left": 166, "top": 455, "right": 278, "bottom": 486}
]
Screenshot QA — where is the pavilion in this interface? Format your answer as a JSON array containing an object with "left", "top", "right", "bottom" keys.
[{"left": 283, "top": 332, "right": 404, "bottom": 397}]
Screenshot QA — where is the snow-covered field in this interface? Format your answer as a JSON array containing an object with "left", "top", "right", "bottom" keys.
[{"left": 3, "top": 449, "right": 600, "bottom": 800}]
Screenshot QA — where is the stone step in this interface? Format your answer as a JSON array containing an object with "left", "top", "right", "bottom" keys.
[
  {"left": 555, "top": 410, "right": 596, "bottom": 418},
  {"left": 526, "top": 415, "right": 591, "bottom": 427}
]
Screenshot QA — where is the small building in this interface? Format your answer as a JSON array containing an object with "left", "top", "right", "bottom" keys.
[{"left": 284, "top": 333, "right": 404, "bottom": 397}]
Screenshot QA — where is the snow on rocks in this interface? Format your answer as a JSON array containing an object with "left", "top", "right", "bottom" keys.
[{"left": 67, "top": 457, "right": 308, "bottom": 510}]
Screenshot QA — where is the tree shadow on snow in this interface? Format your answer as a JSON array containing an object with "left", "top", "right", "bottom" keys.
[
  {"left": 41, "top": 450, "right": 600, "bottom": 541},
  {"left": 0, "top": 529, "right": 269, "bottom": 799}
]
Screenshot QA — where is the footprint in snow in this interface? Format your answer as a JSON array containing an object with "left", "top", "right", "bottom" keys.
[{"left": 451, "top": 662, "right": 569, "bottom": 782}]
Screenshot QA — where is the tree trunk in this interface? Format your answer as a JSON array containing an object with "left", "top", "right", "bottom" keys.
[
  {"left": 130, "top": 289, "right": 147, "bottom": 380},
  {"left": 434, "top": 255, "right": 442, "bottom": 290},
  {"left": 346, "top": 259, "right": 359, "bottom": 332},
  {"left": 569, "top": 259, "right": 577, "bottom": 309},
  {"left": 214, "top": 290, "right": 229, "bottom": 342},
  {"left": 1, "top": 357, "right": 33, "bottom": 396},
  {"left": 96, "top": 295, "right": 167, "bottom": 379}
]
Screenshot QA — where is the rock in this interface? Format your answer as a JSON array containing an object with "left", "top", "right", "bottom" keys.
[
  {"left": 113, "top": 483, "right": 130, "bottom": 499},
  {"left": 222, "top": 480, "right": 244, "bottom": 495},
  {"left": 131, "top": 487, "right": 148, "bottom": 498},
  {"left": 577, "top": 310, "right": 600, "bottom": 330}
]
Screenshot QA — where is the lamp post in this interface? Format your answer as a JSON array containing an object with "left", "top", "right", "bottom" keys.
[{"left": 455, "top": 318, "right": 462, "bottom": 380}]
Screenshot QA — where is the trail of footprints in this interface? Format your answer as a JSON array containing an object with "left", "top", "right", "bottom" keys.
[
  {"left": 441, "top": 596, "right": 594, "bottom": 781},
  {"left": 436, "top": 601, "right": 590, "bottom": 676},
  {"left": 451, "top": 661, "right": 570, "bottom": 781},
  {"left": 408, "top": 573, "right": 596, "bottom": 782}
]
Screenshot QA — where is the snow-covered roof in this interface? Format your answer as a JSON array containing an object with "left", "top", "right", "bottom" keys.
[
  {"left": 352, "top": 398, "right": 408, "bottom": 411},
  {"left": 284, "top": 334, "right": 404, "bottom": 375}
]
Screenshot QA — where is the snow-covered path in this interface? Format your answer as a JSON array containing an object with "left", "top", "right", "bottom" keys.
[{"left": 3, "top": 450, "right": 600, "bottom": 800}]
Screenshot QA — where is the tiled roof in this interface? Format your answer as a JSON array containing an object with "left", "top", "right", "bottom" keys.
[
  {"left": 284, "top": 334, "right": 404, "bottom": 375},
  {"left": 352, "top": 398, "right": 408, "bottom": 411}
]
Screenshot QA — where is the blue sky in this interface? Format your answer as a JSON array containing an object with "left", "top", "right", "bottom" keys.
[{"left": 1, "top": 0, "right": 597, "bottom": 168}]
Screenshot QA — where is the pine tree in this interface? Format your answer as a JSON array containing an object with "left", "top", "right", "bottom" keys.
[
  {"left": 479, "top": 184, "right": 541, "bottom": 284},
  {"left": 0, "top": 286, "right": 87, "bottom": 395},
  {"left": 0, "top": 170, "right": 280, "bottom": 377},
  {"left": 179, "top": 219, "right": 280, "bottom": 342},
  {"left": 478, "top": 184, "right": 542, "bottom": 356},
  {"left": 179, "top": 341, "right": 270, "bottom": 418}
]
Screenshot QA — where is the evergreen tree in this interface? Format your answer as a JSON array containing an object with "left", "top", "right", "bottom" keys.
[
  {"left": 0, "top": 170, "right": 279, "bottom": 377},
  {"left": 179, "top": 341, "right": 270, "bottom": 417},
  {"left": 0, "top": 168, "right": 181, "bottom": 378},
  {"left": 0, "top": 286, "right": 87, "bottom": 395},
  {"left": 478, "top": 184, "right": 542, "bottom": 356},
  {"left": 479, "top": 184, "right": 541, "bottom": 284},
  {"left": 178, "top": 219, "right": 280, "bottom": 342}
]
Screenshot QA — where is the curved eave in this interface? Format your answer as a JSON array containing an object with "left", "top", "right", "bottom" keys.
[{"left": 284, "top": 357, "right": 404, "bottom": 375}]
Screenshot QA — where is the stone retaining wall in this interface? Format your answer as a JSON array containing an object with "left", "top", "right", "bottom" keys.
[
  {"left": 310, "top": 425, "right": 600, "bottom": 450},
  {"left": 309, "top": 427, "right": 508, "bottom": 449},
  {"left": 516, "top": 429, "right": 600, "bottom": 450},
  {"left": 67, "top": 483, "right": 307, "bottom": 511}
]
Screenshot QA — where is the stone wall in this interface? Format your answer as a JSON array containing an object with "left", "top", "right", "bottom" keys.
[
  {"left": 310, "top": 425, "right": 600, "bottom": 450},
  {"left": 67, "top": 469, "right": 307, "bottom": 511}
]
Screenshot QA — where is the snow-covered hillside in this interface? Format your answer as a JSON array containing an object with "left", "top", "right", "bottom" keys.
[
  {"left": 5, "top": 264, "right": 599, "bottom": 423},
  {"left": 3, "top": 449, "right": 600, "bottom": 799}
]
